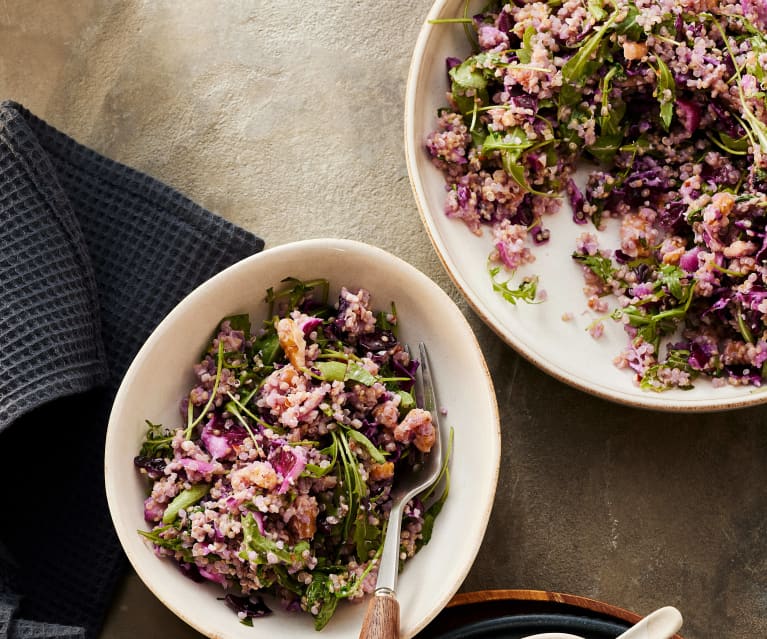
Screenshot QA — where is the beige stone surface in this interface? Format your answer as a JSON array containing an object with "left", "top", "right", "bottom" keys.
[{"left": 4, "top": 3, "right": 767, "bottom": 639}]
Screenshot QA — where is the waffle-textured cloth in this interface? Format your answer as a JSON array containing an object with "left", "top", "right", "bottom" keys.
[{"left": 0, "top": 100, "right": 265, "bottom": 639}]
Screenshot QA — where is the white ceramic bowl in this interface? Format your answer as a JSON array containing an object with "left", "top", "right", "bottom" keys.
[
  {"left": 405, "top": 0, "right": 767, "bottom": 412},
  {"left": 105, "top": 238, "right": 500, "bottom": 639}
]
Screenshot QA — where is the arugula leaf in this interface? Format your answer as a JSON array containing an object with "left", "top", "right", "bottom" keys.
[
  {"left": 304, "top": 437, "right": 338, "bottom": 478},
  {"left": 162, "top": 484, "right": 211, "bottom": 524},
  {"left": 614, "top": 1, "right": 642, "bottom": 40},
  {"left": 138, "top": 524, "right": 192, "bottom": 560},
  {"left": 517, "top": 25, "right": 535, "bottom": 64},
  {"left": 345, "top": 428, "right": 387, "bottom": 464},
  {"left": 709, "top": 131, "right": 750, "bottom": 155},
  {"left": 417, "top": 428, "right": 454, "bottom": 549},
  {"left": 305, "top": 574, "right": 339, "bottom": 631},
  {"left": 612, "top": 283, "right": 695, "bottom": 351},
  {"left": 587, "top": 0, "right": 607, "bottom": 21},
  {"left": 265, "top": 277, "right": 330, "bottom": 315},
  {"left": 240, "top": 513, "right": 311, "bottom": 565},
  {"left": 395, "top": 389, "right": 415, "bottom": 413},
  {"left": 316, "top": 360, "right": 347, "bottom": 381},
  {"left": 736, "top": 304, "right": 755, "bottom": 344},
  {"left": 333, "top": 429, "right": 368, "bottom": 541},
  {"left": 500, "top": 150, "right": 556, "bottom": 197},
  {"left": 449, "top": 57, "right": 488, "bottom": 90},
  {"left": 560, "top": 10, "right": 619, "bottom": 110},
  {"left": 482, "top": 127, "right": 533, "bottom": 157},
  {"left": 657, "top": 264, "right": 686, "bottom": 301},
  {"left": 572, "top": 252, "right": 617, "bottom": 283},
  {"left": 588, "top": 132, "right": 625, "bottom": 164},
  {"left": 219, "top": 313, "right": 250, "bottom": 335},
  {"left": 345, "top": 361, "right": 377, "bottom": 386},
  {"left": 271, "top": 565, "right": 304, "bottom": 596},
  {"left": 488, "top": 263, "right": 540, "bottom": 305},
  {"left": 253, "top": 330, "right": 281, "bottom": 366},
  {"left": 316, "top": 359, "right": 378, "bottom": 386},
  {"left": 139, "top": 420, "right": 175, "bottom": 458},
  {"left": 640, "top": 349, "right": 697, "bottom": 392},
  {"left": 599, "top": 65, "right": 626, "bottom": 137},
  {"left": 747, "top": 33, "right": 767, "bottom": 82},
  {"left": 376, "top": 303, "right": 397, "bottom": 332},
  {"left": 353, "top": 514, "right": 383, "bottom": 562},
  {"left": 650, "top": 57, "right": 676, "bottom": 130}
]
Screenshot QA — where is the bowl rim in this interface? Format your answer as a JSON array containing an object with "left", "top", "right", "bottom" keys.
[
  {"left": 404, "top": 0, "right": 767, "bottom": 413},
  {"left": 105, "top": 237, "right": 501, "bottom": 639}
]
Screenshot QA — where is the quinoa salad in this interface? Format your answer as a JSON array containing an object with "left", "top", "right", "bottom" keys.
[
  {"left": 427, "top": 0, "right": 767, "bottom": 391},
  {"left": 133, "top": 279, "right": 447, "bottom": 630}
]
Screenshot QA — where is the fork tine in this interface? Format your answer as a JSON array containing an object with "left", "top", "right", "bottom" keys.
[
  {"left": 418, "top": 343, "right": 435, "bottom": 414},
  {"left": 418, "top": 343, "right": 441, "bottom": 458},
  {"left": 405, "top": 343, "right": 424, "bottom": 409}
]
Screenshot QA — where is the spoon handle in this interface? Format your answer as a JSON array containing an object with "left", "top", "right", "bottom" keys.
[
  {"left": 358, "top": 588, "right": 400, "bottom": 639},
  {"left": 616, "top": 606, "right": 684, "bottom": 639}
]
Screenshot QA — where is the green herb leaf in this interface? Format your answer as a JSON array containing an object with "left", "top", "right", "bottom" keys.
[
  {"left": 449, "top": 56, "right": 489, "bottom": 90},
  {"left": 587, "top": 0, "right": 607, "bottom": 21},
  {"left": 588, "top": 131, "right": 625, "bottom": 164},
  {"left": 488, "top": 263, "right": 540, "bottom": 305},
  {"left": 572, "top": 252, "right": 617, "bottom": 283},
  {"left": 501, "top": 152, "right": 555, "bottom": 197},
  {"left": 305, "top": 574, "right": 338, "bottom": 631},
  {"left": 304, "top": 437, "right": 338, "bottom": 478},
  {"left": 138, "top": 524, "right": 194, "bottom": 561},
  {"left": 316, "top": 360, "right": 347, "bottom": 382},
  {"left": 417, "top": 428, "right": 454, "bottom": 549},
  {"left": 560, "top": 10, "right": 619, "bottom": 110},
  {"left": 657, "top": 264, "right": 686, "bottom": 301},
  {"left": 598, "top": 65, "right": 626, "bottom": 137},
  {"left": 614, "top": 2, "right": 642, "bottom": 40},
  {"left": 395, "top": 389, "right": 415, "bottom": 413},
  {"left": 219, "top": 313, "right": 250, "bottom": 335},
  {"left": 345, "top": 361, "right": 377, "bottom": 386},
  {"left": 333, "top": 429, "right": 368, "bottom": 541},
  {"left": 482, "top": 127, "right": 533, "bottom": 157},
  {"left": 708, "top": 130, "right": 750, "bottom": 155},
  {"left": 613, "top": 283, "right": 695, "bottom": 351},
  {"left": 240, "top": 513, "right": 311, "bottom": 565},
  {"left": 650, "top": 57, "right": 676, "bottom": 130},
  {"left": 139, "top": 420, "right": 175, "bottom": 458},
  {"left": 253, "top": 331, "right": 281, "bottom": 366},
  {"left": 345, "top": 428, "right": 387, "bottom": 464},
  {"left": 516, "top": 26, "right": 535, "bottom": 64},
  {"left": 265, "top": 277, "right": 330, "bottom": 315},
  {"left": 353, "top": 514, "right": 383, "bottom": 562},
  {"left": 640, "top": 349, "right": 697, "bottom": 392},
  {"left": 162, "top": 484, "right": 211, "bottom": 524}
]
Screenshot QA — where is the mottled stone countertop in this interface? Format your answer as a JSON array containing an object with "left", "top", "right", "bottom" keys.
[{"left": 3, "top": 2, "right": 767, "bottom": 638}]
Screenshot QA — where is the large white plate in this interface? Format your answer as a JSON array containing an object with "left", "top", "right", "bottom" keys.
[
  {"left": 405, "top": 0, "right": 767, "bottom": 412},
  {"left": 105, "top": 238, "right": 500, "bottom": 639}
]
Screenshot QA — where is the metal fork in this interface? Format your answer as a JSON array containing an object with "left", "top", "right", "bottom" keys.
[{"left": 359, "top": 342, "right": 444, "bottom": 639}]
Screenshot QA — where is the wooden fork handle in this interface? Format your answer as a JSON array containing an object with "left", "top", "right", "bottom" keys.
[{"left": 359, "top": 588, "right": 400, "bottom": 639}]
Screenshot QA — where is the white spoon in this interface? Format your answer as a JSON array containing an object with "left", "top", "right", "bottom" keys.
[{"left": 521, "top": 605, "right": 684, "bottom": 639}]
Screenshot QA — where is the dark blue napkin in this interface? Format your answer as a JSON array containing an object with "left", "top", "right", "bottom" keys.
[{"left": 0, "top": 101, "right": 264, "bottom": 638}]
